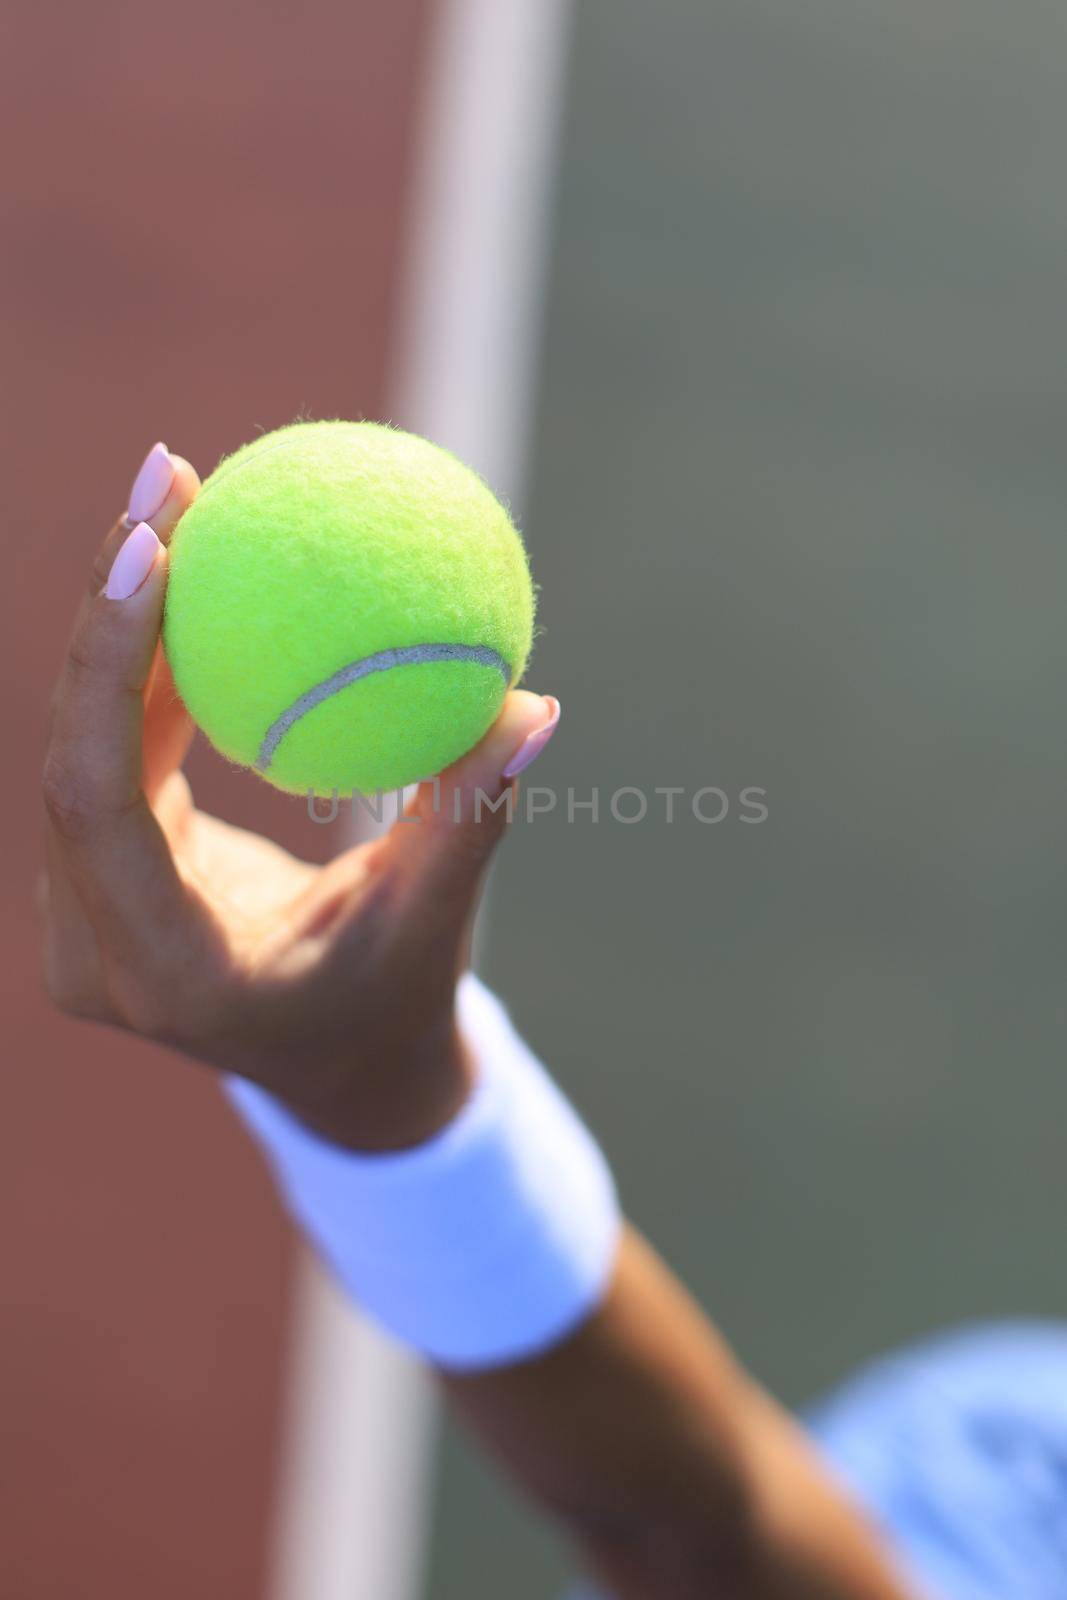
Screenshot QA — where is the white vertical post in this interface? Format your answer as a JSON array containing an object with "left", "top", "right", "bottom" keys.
[
  {"left": 269, "top": 1253, "right": 437, "bottom": 1600},
  {"left": 268, "top": 3, "right": 573, "bottom": 1598},
  {"left": 392, "top": 0, "right": 574, "bottom": 502}
]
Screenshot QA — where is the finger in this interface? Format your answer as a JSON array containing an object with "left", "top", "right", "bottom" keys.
[
  {"left": 86, "top": 445, "right": 195, "bottom": 597},
  {"left": 80, "top": 450, "right": 201, "bottom": 798},
  {"left": 143, "top": 647, "right": 196, "bottom": 803},
  {"left": 95, "top": 448, "right": 202, "bottom": 799},
  {"left": 128, "top": 447, "right": 200, "bottom": 550},
  {"left": 130, "top": 452, "right": 202, "bottom": 797},
  {"left": 127, "top": 440, "right": 181, "bottom": 531},
  {"left": 43, "top": 510, "right": 184, "bottom": 941},
  {"left": 384, "top": 690, "right": 560, "bottom": 922}
]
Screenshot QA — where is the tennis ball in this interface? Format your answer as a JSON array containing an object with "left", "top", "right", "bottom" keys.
[{"left": 163, "top": 420, "right": 535, "bottom": 796}]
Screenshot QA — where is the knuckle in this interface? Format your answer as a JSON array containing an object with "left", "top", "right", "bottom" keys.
[
  {"left": 89, "top": 533, "right": 122, "bottom": 596},
  {"left": 41, "top": 952, "right": 110, "bottom": 1024},
  {"left": 442, "top": 817, "right": 499, "bottom": 877},
  {"left": 175, "top": 956, "right": 236, "bottom": 1038},
  {"left": 68, "top": 604, "right": 142, "bottom": 698},
  {"left": 41, "top": 755, "right": 97, "bottom": 841},
  {"left": 83, "top": 960, "right": 176, "bottom": 1040},
  {"left": 65, "top": 628, "right": 107, "bottom": 688},
  {"left": 111, "top": 951, "right": 230, "bottom": 1045},
  {"left": 122, "top": 990, "right": 200, "bottom": 1047},
  {"left": 113, "top": 989, "right": 172, "bottom": 1040},
  {"left": 65, "top": 608, "right": 130, "bottom": 690}
]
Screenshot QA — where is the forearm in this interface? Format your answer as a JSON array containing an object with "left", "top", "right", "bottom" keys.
[
  {"left": 228, "top": 979, "right": 910, "bottom": 1600},
  {"left": 444, "top": 1227, "right": 910, "bottom": 1600}
]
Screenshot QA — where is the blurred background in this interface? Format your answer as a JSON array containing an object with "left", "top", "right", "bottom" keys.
[{"left": 6, "top": 1, "right": 1067, "bottom": 1597}]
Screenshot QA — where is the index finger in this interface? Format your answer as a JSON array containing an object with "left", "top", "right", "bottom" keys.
[{"left": 42, "top": 448, "right": 199, "bottom": 942}]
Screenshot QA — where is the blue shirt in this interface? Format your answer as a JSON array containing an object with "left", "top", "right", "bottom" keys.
[{"left": 809, "top": 1321, "right": 1067, "bottom": 1600}]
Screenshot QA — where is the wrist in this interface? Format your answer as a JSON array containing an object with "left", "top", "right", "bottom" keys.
[
  {"left": 225, "top": 974, "right": 621, "bottom": 1369},
  {"left": 288, "top": 1015, "right": 476, "bottom": 1154}
]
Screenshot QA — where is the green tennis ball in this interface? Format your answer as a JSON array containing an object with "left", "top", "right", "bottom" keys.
[{"left": 163, "top": 420, "right": 535, "bottom": 797}]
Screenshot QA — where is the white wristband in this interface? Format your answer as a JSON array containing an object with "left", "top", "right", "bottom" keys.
[{"left": 225, "top": 975, "right": 621, "bottom": 1370}]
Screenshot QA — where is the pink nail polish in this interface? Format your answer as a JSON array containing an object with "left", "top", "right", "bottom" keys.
[
  {"left": 502, "top": 698, "right": 561, "bottom": 779},
  {"left": 106, "top": 521, "right": 162, "bottom": 599},
  {"left": 127, "top": 441, "right": 175, "bottom": 523}
]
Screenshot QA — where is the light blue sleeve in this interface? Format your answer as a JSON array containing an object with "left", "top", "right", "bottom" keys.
[{"left": 808, "top": 1320, "right": 1067, "bottom": 1600}]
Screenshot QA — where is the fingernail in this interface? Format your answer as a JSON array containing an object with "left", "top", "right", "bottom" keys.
[
  {"left": 502, "top": 697, "right": 561, "bottom": 779},
  {"left": 106, "top": 521, "right": 162, "bottom": 599},
  {"left": 127, "top": 441, "right": 175, "bottom": 524}
]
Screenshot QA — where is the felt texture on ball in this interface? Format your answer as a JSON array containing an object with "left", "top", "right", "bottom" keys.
[{"left": 163, "top": 421, "right": 535, "bottom": 796}]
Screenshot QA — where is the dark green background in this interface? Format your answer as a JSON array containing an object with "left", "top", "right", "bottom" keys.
[{"left": 432, "top": 3, "right": 1067, "bottom": 1593}]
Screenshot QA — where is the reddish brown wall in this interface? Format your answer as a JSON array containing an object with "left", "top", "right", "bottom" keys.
[{"left": 1, "top": 3, "right": 428, "bottom": 1594}]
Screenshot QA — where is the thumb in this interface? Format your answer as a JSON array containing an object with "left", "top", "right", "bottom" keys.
[{"left": 386, "top": 690, "right": 560, "bottom": 911}]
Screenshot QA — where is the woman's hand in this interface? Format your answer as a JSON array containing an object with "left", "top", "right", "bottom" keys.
[{"left": 39, "top": 446, "right": 559, "bottom": 1150}]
